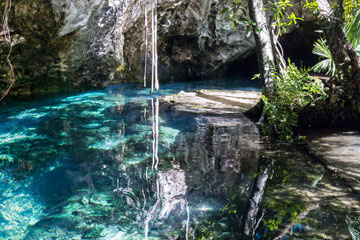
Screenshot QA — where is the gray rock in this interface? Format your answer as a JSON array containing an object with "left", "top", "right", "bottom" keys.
[
  {"left": 162, "top": 89, "right": 261, "bottom": 114},
  {"left": 307, "top": 131, "right": 360, "bottom": 192},
  {"left": 0, "top": 0, "right": 315, "bottom": 96}
]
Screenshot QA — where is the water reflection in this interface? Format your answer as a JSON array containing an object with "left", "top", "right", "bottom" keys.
[{"left": 0, "top": 83, "right": 359, "bottom": 239}]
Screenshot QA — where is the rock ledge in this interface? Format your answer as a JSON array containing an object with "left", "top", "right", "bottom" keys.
[{"left": 162, "top": 89, "right": 261, "bottom": 115}]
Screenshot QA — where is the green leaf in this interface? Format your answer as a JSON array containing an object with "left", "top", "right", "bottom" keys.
[
  {"left": 312, "top": 38, "right": 337, "bottom": 77},
  {"left": 221, "top": 8, "right": 229, "bottom": 14}
]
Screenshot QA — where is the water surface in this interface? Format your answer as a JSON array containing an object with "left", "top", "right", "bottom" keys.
[{"left": 0, "top": 78, "right": 359, "bottom": 239}]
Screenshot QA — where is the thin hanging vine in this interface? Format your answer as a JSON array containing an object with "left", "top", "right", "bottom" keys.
[
  {"left": 143, "top": 0, "right": 148, "bottom": 87},
  {"left": 144, "top": 0, "right": 159, "bottom": 92},
  {"left": 1, "top": 0, "right": 15, "bottom": 101}
]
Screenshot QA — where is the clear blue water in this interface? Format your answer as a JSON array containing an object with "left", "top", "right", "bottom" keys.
[{"left": 0, "top": 78, "right": 359, "bottom": 239}]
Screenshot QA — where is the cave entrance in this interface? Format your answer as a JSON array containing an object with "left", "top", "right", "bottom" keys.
[
  {"left": 221, "top": 51, "right": 262, "bottom": 89},
  {"left": 225, "top": 21, "right": 321, "bottom": 78},
  {"left": 225, "top": 52, "right": 259, "bottom": 78},
  {"left": 281, "top": 21, "right": 321, "bottom": 69}
]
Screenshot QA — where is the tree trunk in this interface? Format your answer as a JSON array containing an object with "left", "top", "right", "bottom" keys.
[
  {"left": 316, "top": 0, "right": 360, "bottom": 114},
  {"left": 248, "top": 0, "right": 275, "bottom": 96}
]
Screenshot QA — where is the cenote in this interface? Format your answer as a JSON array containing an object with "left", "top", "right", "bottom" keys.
[{"left": 0, "top": 77, "right": 359, "bottom": 240}]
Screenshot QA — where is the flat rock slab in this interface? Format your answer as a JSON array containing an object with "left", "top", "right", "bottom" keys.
[
  {"left": 307, "top": 131, "right": 360, "bottom": 192},
  {"left": 162, "top": 89, "right": 261, "bottom": 115}
]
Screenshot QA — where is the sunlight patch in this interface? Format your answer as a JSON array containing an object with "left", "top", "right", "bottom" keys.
[
  {"left": 0, "top": 154, "right": 14, "bottom": 162},
  {"left": 89, "top": 136, "right": 125, "bottom": 150},
  {"left": 0, "top": 130, "right": 41, "bottom": 146},
  {"left": 9, "top": 109, "right": 48, "bottom": 120}
]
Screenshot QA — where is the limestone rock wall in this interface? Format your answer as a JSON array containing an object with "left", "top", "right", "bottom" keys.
[
  {"left": 123, "top": 0, "right": 256, "bottom": 80},
  {"left": 0, "top": 0, "right": 313, "bottom": 96}
]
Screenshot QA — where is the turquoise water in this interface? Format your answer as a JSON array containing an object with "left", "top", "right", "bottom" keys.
[{"left": 0, "top": 79, "right": 359, "bottom": 239}]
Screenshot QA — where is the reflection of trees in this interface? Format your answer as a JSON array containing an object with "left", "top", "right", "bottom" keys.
[
  {"left": 243, "top": 162, "right": 271, "bottom": 237},
  {"left": 250, "top": 143, "right": 360, "bottom": 239}
]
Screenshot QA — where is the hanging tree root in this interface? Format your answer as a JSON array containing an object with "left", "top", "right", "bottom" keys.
[
  {"left": 1, "top": 0, "right": 15, "bottom": 101},
  {"left": 143, "top": 0, "right": 159, "bottom": 93}
]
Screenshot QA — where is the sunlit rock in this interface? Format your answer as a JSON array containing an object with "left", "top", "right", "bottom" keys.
[
  {"left": 307, "top": 131, "right": 360, "bottom": 192},
  {"left": 163, "top": 89, "right": 260, "bottom": 114},
  {"left": 157, "top": 164, "right": 187, "bottom": 219}
]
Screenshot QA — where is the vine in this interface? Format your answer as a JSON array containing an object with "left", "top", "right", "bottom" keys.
[
  {"left": 143, "top": 0, "right": 159, "bottom": 92},
  {"left": 143, "top": 0, "right": 148, "bottom": 87},
  {"left": 1, "top": 0, "right": 15, "bottom": 101}
]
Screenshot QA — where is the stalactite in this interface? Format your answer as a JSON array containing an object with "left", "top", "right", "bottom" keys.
[{"left": 1, "top": 0, "right": 15, "bottom": 101}]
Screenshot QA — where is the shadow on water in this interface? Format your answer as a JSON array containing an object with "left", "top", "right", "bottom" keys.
[{"left": 0, "top": 80, "right": 359, "bottom": 239}]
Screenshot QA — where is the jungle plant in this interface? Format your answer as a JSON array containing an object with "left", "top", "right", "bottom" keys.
[
  {"left": 312, "top": 38, "right": 337, "bottom": 78},
  {"left": 343, "top": 11, "right": 360, "bottom": 55},
  {"left": 262, "top": 60, "right": 327, "bottom": 140},
  {"left": 313, "top": 8, "right": 360, "bottom": 78}
]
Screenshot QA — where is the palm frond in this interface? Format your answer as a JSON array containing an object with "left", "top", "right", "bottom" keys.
[
  {"left": 344, "top": 11, "right": 360, "bottom": 48},
  {"left": 312, "top": 38, "right": 336, "bottom": 77},
  {"left": 355, "top": 46, "right": 360, "bottom": 58},
  {"left": 313, "top": 59, "right": 336, "bottom": 77}
]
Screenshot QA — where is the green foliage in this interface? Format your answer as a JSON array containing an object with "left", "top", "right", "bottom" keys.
[
  {"left": 304, "top": 0, "right": 319, "bottom": 15},
  {"left": 263, "top": 202, "right": 306, "bottom": 234},
  {"left": 312, "top": 38, "right": 337, "bottom": 77},
  {"left": 262, "top": 60, "right": 327, "bottom": 140},
  {"left": 267, "top": 0, "right": 304, "bottom": 36},
  {"left": 222, "top": 0, "right": 258, "bottom": 37},
  {"left": 312, "top": 12, "right": 360, "bottom": 78},
  {"left": 223, "top": 0, "right": 305, "bottom": 37},
  {"left": 344, "top": 11, "right": 360, "bottom": 52},
  {"left": 343, "top": 0, "right": 360, "bottom": 22}
]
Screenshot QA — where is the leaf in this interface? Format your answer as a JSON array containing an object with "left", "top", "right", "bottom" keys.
[
  {"left": 241, "top": 8, "right": 247, "bottom": 16},
  {"left": 252, "top": 73, "right": 260, "bottom": 80},
  {"left": 221, "top": 8, "right": 229, "bottom": 14},
  {"left": 312, "top": 38, "right": 337, "bottom": 77},
  {"left": 245, "top": 27, "right": 252, "bottom": 37},
  {"left": 344, "top": 11, "right": 360, "bottom": 48}
]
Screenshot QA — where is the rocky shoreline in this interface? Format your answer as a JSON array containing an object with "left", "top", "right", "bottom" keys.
[{"left": 163, "top": 89, "right": 360, "bottom": 193}]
